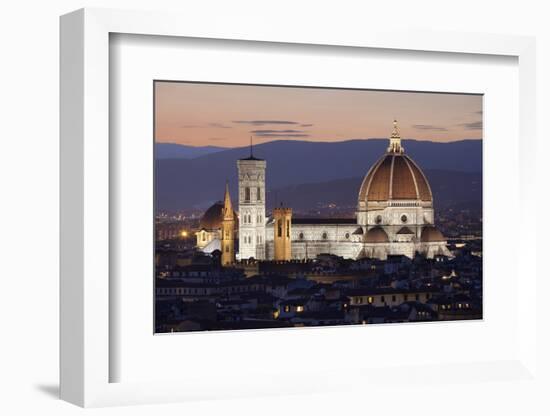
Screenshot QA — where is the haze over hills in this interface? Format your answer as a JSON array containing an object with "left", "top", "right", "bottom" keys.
[
  {"left": 155, "top": 138, "right": 482, "bottom": 212},
  {"left": 156, "top": 143, "right": 226, "bottom": 159},
  {"left": 266, "top": 170, "right": 482, "bottom": 212}
]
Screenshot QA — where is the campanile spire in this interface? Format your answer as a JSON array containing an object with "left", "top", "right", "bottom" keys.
[
  {"left": 221, "top": 181, "right": 235, "bottom": 265},
  {"left": 223, "top": 180, "right": 233, "bottom": 217}
]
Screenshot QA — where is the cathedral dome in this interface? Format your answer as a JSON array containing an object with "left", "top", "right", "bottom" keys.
[
  {"left": 420, "top": 226, "right": 445, "bottom": 242},
  {"left": 358, "top": 153, "right": 432, "bottom": 203},
  {"left": 365, "top": 227, "right": 389, "bottom": 243},
  {"left": 358, "top": 120, "right": 432, "bottom": 204},
  {"left": 199, "top": 202, "right": 238, "bottom": 230}
]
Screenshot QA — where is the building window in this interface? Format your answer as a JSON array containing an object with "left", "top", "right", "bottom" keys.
[
  {"left": 322, "top": 232, "right": 328, "bottom": 240},
  {"left": 257, "top": 187, "right": 261, "bottom": 201},
  {"left": 245, "top": 187, "right": 250, "bottom": 202},
  {"left": 299, "top": 232, "right": 304, "bottom": 240},
  {"left": 392, "top": 295, "right": 396, "bottom": 302},
  {"left": 345, "top": 232, "right": 350, "bottom": 239},
  {"left": 401, "top": 214, "right": 408, "bottom": 223},
  {"left": 277, "top": 219, "right": 282, "bottom": 237},
  {"left": 202, "top": 233, "right": 206, "bottom": 242},
  {"left": 367, "top": 297, "right": 373, "bottom": 304},
  {"left": 375, "top": 215, "right": 382, "bottom": 224},
  {"left": 286, "top": 220, "right": 290, "bottom": 238}
]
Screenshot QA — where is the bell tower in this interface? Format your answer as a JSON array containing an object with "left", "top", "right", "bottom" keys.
[
  {"left": 221, "top": 182, "right": 235, "bottom": 266},
  {"left": 273, "top": 205, "right": 292, "bottom": 261},
  {"left": 237, "top": 138, "right": 266, "bottom": 260}
]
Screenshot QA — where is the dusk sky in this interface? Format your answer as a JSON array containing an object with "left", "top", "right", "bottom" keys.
[{"left": 155, "top": 81, "right": 482, "bottom": 147}]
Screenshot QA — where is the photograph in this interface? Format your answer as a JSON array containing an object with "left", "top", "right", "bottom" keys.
[{"left": 154, "top": 81, "right": 483, "bottom": 333}]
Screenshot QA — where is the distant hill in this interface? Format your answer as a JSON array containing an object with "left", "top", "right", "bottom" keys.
[
  {"left": 266, "top": 170, "right": 482, "bottom": 211},
  {"left": 155, "top": 138, "right": 482, "bottom": 211},
  {"left": 155, "top": 143, "right": 226, "bottom": 159}
]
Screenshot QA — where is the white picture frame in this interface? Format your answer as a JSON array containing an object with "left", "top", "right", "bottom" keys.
[{"left": 60, "top": 7, "right": 538, "bottom": 408}]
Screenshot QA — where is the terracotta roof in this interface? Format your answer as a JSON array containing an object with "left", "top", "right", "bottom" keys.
[
  {"left": 358, "top": 154, "right": 433, "bottom": 203},
  {"left": 199, "top": 202, "right": 238, "bottom": 230},
  {"left": 291, "top": 218, "right": 356, "bottom": 225},
  {"left": 365, "top": 227, "right": 389, "bottom": 243},
  {"left": 421, "top": 226, "right": 446, "bottom": 242}
]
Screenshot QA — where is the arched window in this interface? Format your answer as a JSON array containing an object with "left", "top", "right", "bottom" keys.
[
  {"left": 322, "top": 232, "right": 328, "bottom": 240},
  {"left": 245, "top": 187, "right": 250, "bottom": 202},
  {"left": 257, "top": 187, "right": 261, "bottom": 201}
]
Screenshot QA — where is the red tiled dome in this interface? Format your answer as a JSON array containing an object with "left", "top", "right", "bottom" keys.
[
  {"left": 199, "top": 202, "right": 238, "bottom": 230},
  {"left": 358, "top": 153, "right": 432, "bottom": 203},
  {"left": 365, "top": 227, "right": 389, "bottom": 243},
  {"left": 421, "top": 226, "right": 445, "bottom": 242}
]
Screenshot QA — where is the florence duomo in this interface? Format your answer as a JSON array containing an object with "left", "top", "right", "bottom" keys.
[
  {"left": 195, "top": 120, "right": 451, "bottom": 264},
  {"left": 156, "top": 81, "right": 482, "bottom": 332}
]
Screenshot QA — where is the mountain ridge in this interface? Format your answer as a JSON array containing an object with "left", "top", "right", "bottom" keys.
[
  {"left": 156, "top": 143, "right": 227, "bottom": 159},
  {"left": 155, "top": 139, "right": 482, "bottom": 211}
]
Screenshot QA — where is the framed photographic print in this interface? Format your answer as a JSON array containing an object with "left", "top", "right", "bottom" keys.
[{"left": 60, "top": 7, "right": 539, "bottom": 408}]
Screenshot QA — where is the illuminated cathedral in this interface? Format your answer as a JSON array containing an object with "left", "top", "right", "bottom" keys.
[{"left": 196, "top": 121, "right": 451, "bottom": 263}]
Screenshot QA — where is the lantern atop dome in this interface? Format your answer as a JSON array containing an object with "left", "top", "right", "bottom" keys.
[{"left": 387, "top": 119, "right": 404, "bottom": 154}]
